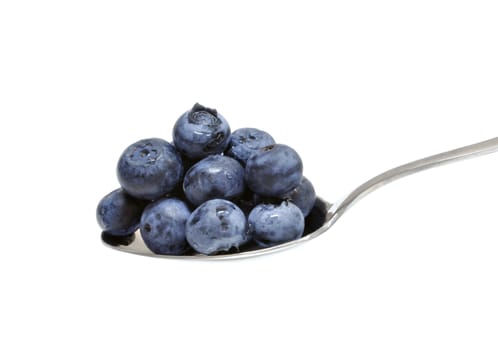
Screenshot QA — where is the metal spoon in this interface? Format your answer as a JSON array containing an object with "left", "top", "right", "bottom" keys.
[{"left": 102, "top": 137, "right": 498, "bottom": 260}]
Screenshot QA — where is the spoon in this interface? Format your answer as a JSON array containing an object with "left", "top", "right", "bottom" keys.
[{"left": 102, "top": 137, "right": 498, "bottom": 260}]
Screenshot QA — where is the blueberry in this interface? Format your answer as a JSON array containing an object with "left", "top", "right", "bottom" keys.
[
  {"left": 140, "top": 198, "right": 191, "bottom": 255},
  {"left": 226, "top": 128, "right": 275, "bottom": 165},
  {"left": 248, "top": 201, "right": 304, "bottom": 247},
  {"left": 251, "top": 192, "right": 281, "bottom": 206},
  {"left": 183, "top": 155, "right": 245, "bottom": 206},
  {"left": 173, "top": 103, "right": 231, "bottom": 160},
  {"left": 245, "top": 144, "right": 303, "bottom": 197},
  {"left": 96, "top": 188, "right": 146, "bottom": 236},
  {"left": 281, "top": 176, "right": 316, "bottom": 217},
  {"left": 117, "top": 138, "right": 183, "bottom": 200},
  {"left": 186, "top": 199, "right": 247, "bottom": 255},
  {"left": 233, "top": 190, "right": 259, "bottom": 216}
]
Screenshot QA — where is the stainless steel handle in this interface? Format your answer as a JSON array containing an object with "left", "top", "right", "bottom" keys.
[{"left": 330, "top": 137, "right": 498, "bottom": 224}]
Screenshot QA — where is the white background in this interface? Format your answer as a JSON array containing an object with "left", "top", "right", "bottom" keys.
[{"left": 1, "top": 1, "right": 497, "bottom": 349}]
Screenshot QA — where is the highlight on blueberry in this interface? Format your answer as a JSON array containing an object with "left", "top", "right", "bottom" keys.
[
  {"left": 183, "top": 155, "right": 245, "bottom": 206},
  {"left": 117, "top": 138, "right": 183, "bottom": 200},
  {"left": 186, "top": 199, "right": 248, "bottom": 255},
  {"left": 173, "top": 103, "right": 231, "bottom": 160},
  {"left": 248, "top": 201, "right": 305, "bottom": 247}
]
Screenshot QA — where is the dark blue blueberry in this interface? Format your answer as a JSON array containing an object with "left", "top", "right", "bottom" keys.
[
  {"left": 183, "top": 155, "right": 245, "bottom": 206},
  {"left": 117, "top": 138, "right": 183, "bottom": 200},
  {"left": 245, "top": 144, "right": 303, "bottom": 197},
  {"left": 281, "top": 176, "right": 316, "bottom": 217},
  {"left": 96, "top": 188, "right": 146, "bottom": 236},
  {"left": 226, "top": 128, "right": 275, "bottom": 165},
  {"left": 251, "top": 192, "right": 281, "bottom": 206},
  {"left": 140, "top": 198, "right": 191, "bottom": 255},
  {"left": 248, "top": 201, "right": 304, "bottom": 247},
  {"left": 233, "top": 190, "right": 259, "bottom": 216},
  {"left": 173, "top": 103, "right": 231, "bottom": 160},
  {"left": 186, "top": 199, "right": 248, "bottom": 255}
]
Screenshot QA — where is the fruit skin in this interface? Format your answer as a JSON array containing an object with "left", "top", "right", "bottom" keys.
[
  {"left": 248, "top": 201, "right": 304, "bottom": 247},
  {"left": 233, "top": 189, "right": 259, "bottom": 216},
  {"left": 96, "top": 188, "right": 146, "bottom": 236},
  {"left": 226, "top": 128, "right": 275, "bottom": 165},
  {"left": 140, "top": 198, "right": 191, "bottom": 255},
  {"left": 281, "top": 176, "right": 316, "bottom": 217},
  {"left": 183, "top": 155, "right": 245, "bottom": 206},
  {"left": 186, "top": 199, "right": 248, "bottom": 255},
  {"left": 117, "top": 138, "right": 183, "bottom": 200},
  {"left": 173, "top": 103, "right": 231, "bottom": 160},
  {"left": 245, "top": 144, "right": 303, "bottom": 197}
]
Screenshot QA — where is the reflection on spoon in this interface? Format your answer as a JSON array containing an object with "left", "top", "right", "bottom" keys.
[{"left": 102, "top": 137, "right": 498, "bottom": 260}]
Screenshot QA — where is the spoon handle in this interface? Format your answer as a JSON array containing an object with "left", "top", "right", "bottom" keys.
[{"left": 330, "top": 137, "right": 498, "bottom": 224}]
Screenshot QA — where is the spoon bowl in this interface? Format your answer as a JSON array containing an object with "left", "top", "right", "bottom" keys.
[{"left": 102, "top": 137, "right": 498, "bottom": 260}]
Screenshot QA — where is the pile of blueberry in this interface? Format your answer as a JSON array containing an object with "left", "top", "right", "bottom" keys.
[{"left": 96, "top": 103, "right": 316, "bottom": 256}]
